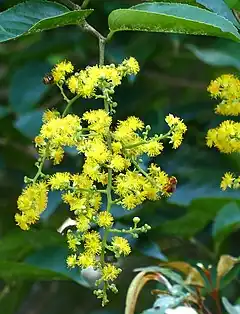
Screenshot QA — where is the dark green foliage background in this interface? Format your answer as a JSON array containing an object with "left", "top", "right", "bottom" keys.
[{"left": 0, "top": 0, "right": 240, "bottom": 313}]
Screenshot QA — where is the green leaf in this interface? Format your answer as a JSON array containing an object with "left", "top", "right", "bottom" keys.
[
  {"left": 25, "top": 247, "right": 89, "bottom": 287},
  {"left": 186, "top": 44, "right": 240, "bottom": 70},
  {"left": 160, "top": 198, "right": 236, "bottom": 237},
  {"left": 0, "top": 283, "right": 31, "bottom": 314},
  {"left": 108, "top": 3, "right": 240, "bottom": 42},
  {"left": 213, "top": 202, "right": 240, "bottom": 250},
  {"left": 0, "top": 260, "right": 68, "bottom": 281},
  {"left": 9, "top": 62, "right": 50, "bottom": 114},
  {"left": 0, "top": 106, "right": 10, "bottom": 118},
  {"left": 225, "top": 0, "right": 240, "bottom": 10},
  {"left": 0, "top": 229, "right": 65, "bottom": 261},
  {"left": 196, "top": 0, "right": 240, "bottom": 27},
  {"left": 14, "top": 109, "right": 43, "bottom": 138},
  {"left": 136, "top": 240, "right": 168, "bottom": 261},
  {"left": 0, "top": 0, "right": 93, "bottom": 43}
]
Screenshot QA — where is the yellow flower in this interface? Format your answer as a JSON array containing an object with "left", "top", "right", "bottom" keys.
[
  {"left": 84, "top": 231, "right": 102, "bottom": 255},
  {"left": 50, "top": 147, "right": 64, "bottom": 165},
  {"left": 83, "top": 109, "right": 112, "bottom": 134},
  {"left": 121, "top": 193, "right": 144, "bottom": 209},
  {"left": 144, "top": 140, "right": 164, "bottom": 156},
  {"left": 114, "top": 116, "right": 144, "bottom": 141},
  {"left": 208, "top": 74, "right": 240, "bottom": 116},
  {"left": 78, "top": 253, "right": 96, "bottom": 268},
  {"left": 112, "top": 237, "right": 131, "bottom": 256},
  {"left": 52, "top": 60, "right": 74, "bottom": 83},
  {"left": 120, "top": 57, "right": 140, "bottom": 75},
  {"left": 101, "top": 264, "right": 122, "bottom": 281},
  {"left": 85, "top": 139, "right": 110, "bottom": 164},
  {"left": 207, "top": 80, "right": 221, "bottom": 97},
  {"left": 42, "top": 109, "right": 60, "bottom": 123},
  {"left": 171, "top": 132, "right": 184, "bottom": 149},
  {"left": 220, "top": 172, "right": 234, "bottom": 190},
  {"left": 76, "top": 215, "right": 90, "bottom": 232},
  {"left": 206, "top": 120, "right": 240, "bottom": 154},
  {"left": 34, "top": 135, "right": 45, "bottom": 147},
  {"left": 110, "top": 154, "right": 130, "bottom": 172},
  {"left": 16, "top": 182, "right": 48, "bottom": 230},
  {"left": 72, "top": 174, "right": 93, "bottom": 189},
  {"left": 97, "top": 211, "right": 114, "bottom": 228},
  {"left": 67, "top": 254, "right": 77, "bottom": 268},
  {"left": 67, "top": 231, "right": 80, "bottom": 251},
  {"left": 112, "top": 141, "right": 122, "bottom": 154},
  {"left": 15, "top": 213, "right": 30, "bottom": 231},
  {"left": 67, "top": 75, "right": 79, "bottom": 94},
  {"left": 49, "top": 172, "right": 71, "bottom": 190},
  {"left": 40, "top": 114, "right": 81, "bottom": 147}
]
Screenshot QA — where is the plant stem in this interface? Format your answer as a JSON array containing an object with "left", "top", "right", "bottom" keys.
[
  {"left": 62, "top": 94, "right": 80, "bottom": 117},
  {"left": 109, "top": 227, "right": 143, "bottom": 235},
  {"left": 81, "top": 0, "right": 90, "bottom": 8},
  {"left": 33, "top": 156, "right": 46, "bottom": 184},
  {"left": 57, "top": 83, "right": 70, "bottom": 103},
  {"left": 131, "top": 159, "right": 155, "bottom": 186}
]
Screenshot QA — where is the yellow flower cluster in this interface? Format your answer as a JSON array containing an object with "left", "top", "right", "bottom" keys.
[
  {"left": 220, "top": 172, "right": 240, "bottom": 190},
  {"left": 16, "top": 58, "right": 186, "bottom": 305},
  {"left": 52, "top": 57, "right": 140, "bottom": 99},
  {"left": 15, "top": 182, "right": 48, "bottom": 230},
  {"left": 208, "top": 74, "right": 240, "bottom": 116},
  {"left": 206, "top": 120, "right": 240, "bottom": 153},
  {"left": 35, "top": 112, "right": 81, "bottom": 165},
  {"left": 52, "top": 60, "right": 74, "bottom": 83},
  {"left": 165, "top": 114, "right": 187, "bottom": 149},
  {"left": 207, "top": 74, "right": 240, "bottom": 190}
]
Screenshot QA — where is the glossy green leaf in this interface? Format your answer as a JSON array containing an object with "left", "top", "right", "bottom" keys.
[
  {"left": 14, "top": 109, "right": 43, "bottom": 138},
  {"left": 213, "top": 202, "right": 240, "bottom": 250},
  {"left": 196, "top": 0, "right": 240, "bottom": 27},
  {"left": 186, "top": 44, "right": 240, "bottom": 70},
  {"left": 136, "top": 240, "right": 168, "bottom": 261},
  {"left": 0, "top": 260, "right": 68, "bottom": 281},
  {"left": 0, "top": 0, "right": 93, "bottom": 43},
  {"left": 0, "top": 229, "right": 65, "bottom": 260},
  {"left": 108, "top": 3, "right": 240, "bottom": 42},
  {"left": 160, "top": 198, "right": 236, "bottom": 237},
  {"left": 25, "top": 247, "right": 89, "bottom": 287},
  {"left": 9, "top": 62, "right": 50, "bottom": 114}
]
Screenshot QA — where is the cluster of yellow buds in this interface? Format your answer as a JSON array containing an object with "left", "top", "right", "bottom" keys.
[
  {"left": 206, "top": 74, "right": 240, "bottom": 190},
  {"left": 15, "top": 58, "right": 186, "bottom": 305}
]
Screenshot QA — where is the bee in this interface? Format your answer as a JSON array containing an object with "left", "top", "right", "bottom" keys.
[
  {"left": 42, "top": 73, "right": 54, "bottom": 85},
  {"left": 165, "top": 176, "right": 177, "bottom": 193}
]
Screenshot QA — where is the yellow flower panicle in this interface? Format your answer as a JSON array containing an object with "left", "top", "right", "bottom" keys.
[
  {"left": 208, "top": 74, "right": 240, "bottom": 116},
  {"left": 16, "top": 58, "right": 186, "bottom": 306},
  {"left": 65, "top": 57, "right": 140, "bottom": 98},
  {"left": 206, "top": 120, "right": 240, "bottom": 154},
  {"left": 16, "top": 182, "right": 48, "bottom": 230},
  {"left": 165, "top": 114, "right": 187, "bottom": 149},
  {"left": 207, "top": 74, "right": 240, "bottom": 191}
]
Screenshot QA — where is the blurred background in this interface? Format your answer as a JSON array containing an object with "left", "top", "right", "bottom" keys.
[{"left": 0, "top": 0, "right": 240, "bottom": 313}]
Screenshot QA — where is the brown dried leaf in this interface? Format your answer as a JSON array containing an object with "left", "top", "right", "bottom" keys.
[
  {"left": 217, "top": 255, "right": 239, "bottom": 280},
  {"left": 160, "top": 261, "right": 205, "bottom": 287}
]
